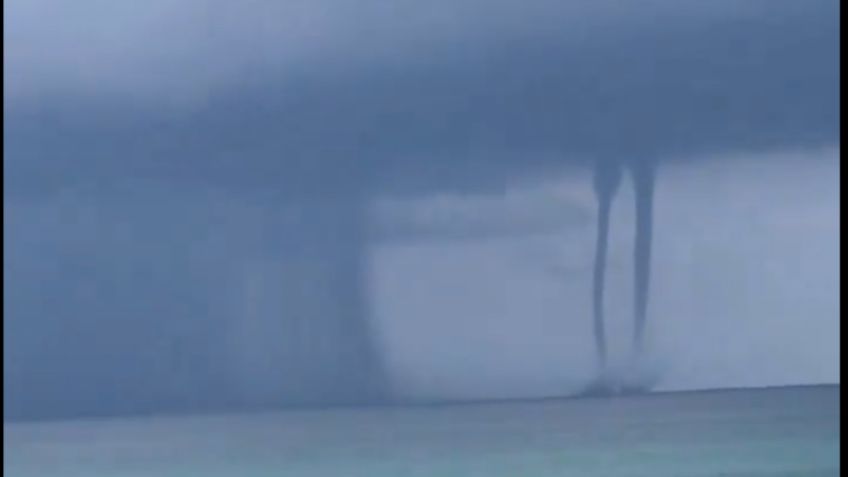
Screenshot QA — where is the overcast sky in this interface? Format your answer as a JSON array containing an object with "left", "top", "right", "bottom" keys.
[
  {"left": 4, "top": 0, "right": 839, "bottom": 198},
  {"left": 4, "top": 0, "right": 840, "bottom": 419},
  {"left": 5, "top": 0, "right": 788, "bottom": 103}
]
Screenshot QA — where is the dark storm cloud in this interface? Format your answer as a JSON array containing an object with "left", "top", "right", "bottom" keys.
[{"left": 4, "top": 0, "right": 839, "bottom": 199}]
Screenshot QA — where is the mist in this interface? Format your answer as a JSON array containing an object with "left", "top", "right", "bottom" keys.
[
  {"left": 4, "top": 150, "right": 839, "bottom": 418},
  {"left": 373, "top": 151, "right": 840, "bottom": 399}
]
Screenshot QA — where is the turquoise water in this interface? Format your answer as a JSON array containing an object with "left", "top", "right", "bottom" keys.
[{"left": 5, "top": 386, "right": 838, "bottom": 476}]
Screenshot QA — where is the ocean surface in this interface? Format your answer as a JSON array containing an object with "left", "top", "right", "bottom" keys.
[{"left": 4, "top": 385, "right": 839, "bottom": 477}]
